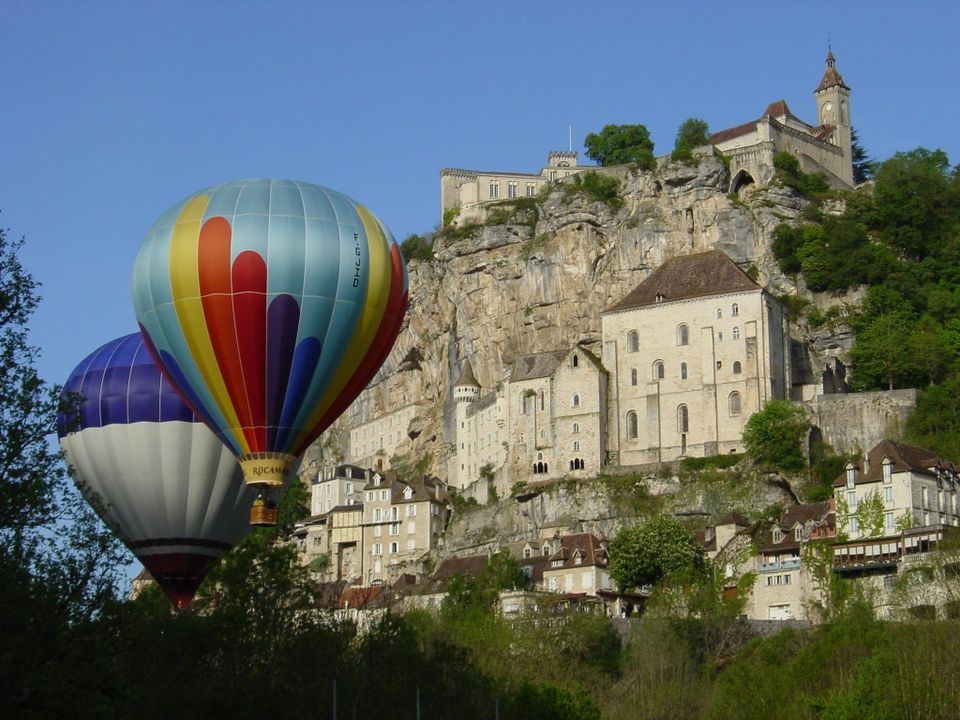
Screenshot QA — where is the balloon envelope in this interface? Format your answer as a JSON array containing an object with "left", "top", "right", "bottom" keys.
[
  {"left": 131, "top": 179, "right": 407, "bottom": 478},
  {"left": 58, "top": 333, "right": 254, "bottom": 608}
]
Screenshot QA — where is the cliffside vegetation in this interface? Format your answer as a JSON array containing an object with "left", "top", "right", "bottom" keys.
[{"left": 771, "top": 147, "right": 960, "bottom": 459}]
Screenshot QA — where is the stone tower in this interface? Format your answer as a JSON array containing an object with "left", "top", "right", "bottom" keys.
[
  {"left": 452, "top": 359, "right": 481, "bottom": 488},
  {"left": 814, "top": 49, "right": 853, "bottom": 186}
]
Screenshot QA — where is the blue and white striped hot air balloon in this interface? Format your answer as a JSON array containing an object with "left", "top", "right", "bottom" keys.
[{"left": 57, "top": 333, "right": 255, "bottom": 608}]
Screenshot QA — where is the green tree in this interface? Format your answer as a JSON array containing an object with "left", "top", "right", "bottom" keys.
[
  {"left": 850, "top": 127, "right": 872, "bottom": 184},
  {"left": 445, "top": 551, "right": 525, "bottom": 614},
  {"left": 608, "top": 515, "right": 704, "bottom": 592},
  {"left": 400, "top": 232, "right": 434, "bottom": 261},
  {"left": 742, "top": 400, "right": 810, "bottom": 473},
  {"left": 583, "top": 124, "right": 655, "bottom": 169},
  {"left": 906, "top": 376, "right": 960, "bottom": 461},
  {"left": 849, "top": 312, "right": 919, "bottom": 390},
  {"left": 671, "top": 117, "right": 709, "bottom": 162}
]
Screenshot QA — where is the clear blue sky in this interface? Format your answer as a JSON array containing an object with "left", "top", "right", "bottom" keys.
[{"left": 3, "top": 0, "right": 959, "bottom": 391}]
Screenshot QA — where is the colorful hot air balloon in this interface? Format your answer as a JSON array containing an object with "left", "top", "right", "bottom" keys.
[
  {"left": 58, "top": 333, "right": 255, "bottom": 608},
  {"left": 132, "top": 179, "right": 408, "bottom": 523}
]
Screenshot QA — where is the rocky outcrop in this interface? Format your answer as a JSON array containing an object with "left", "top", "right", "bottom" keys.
[{"left": 325, "top": 155, "right": 838, "bottom": 477}]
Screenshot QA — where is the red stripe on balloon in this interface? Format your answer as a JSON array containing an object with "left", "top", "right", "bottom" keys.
[
  {"left": 295, "top": 244, "right": 408, "bottom": 456},
  {"left": 139, "top": 552, "right": 219, "bottom": 609},
  {"left": 198, "top": 218, "right": 258, "bottom": 452},
  {"left": 232, "top": 250, "right": 268, "bottom": 450}
]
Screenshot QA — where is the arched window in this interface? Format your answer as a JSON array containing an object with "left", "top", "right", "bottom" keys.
[
  {"left": 572, "top": 354, "right": 579, "bottom": 368},
  {"left": 539, "top": 390, "right": 545, "bottom": 410},
  {"left": 521, "top": 392, "right": 529, "bottom": 415},
  {"left": 572, "top": 422, "right": 580, "bottom": 434},
  {"left": 537, "top": 452, "right": 543, "bottom": 460},
  {"left": 573, "top": 441, "right": 580, "bottom": 452},
  {"left": 626, "top": 411, "right": 639, "bottom": 440},
  {"left": 571, "top": 393, "right": 580, "bottom": 407},
  {"left": 631, "top": 368, "right": 638, "bottom": 386},
  {"left": 732, "top": 326, "right": 740, "bottom": 340},
  {"left": 570, "top": 460, "right": 575, "bottom": 471},
  {"left": 677, "top": 324, "right": 689, "bottom": 346},
  {"left": 728, "top": 391, "right": 741, "bottom": 417},
  {"left": 680, "top": 362, "right": 687, "bottom": 380},
  {"left": 716, "top": 308, "right": 722, "bottom": 319},
  {"left": 678, "top": 405, "right": 689, "bottom": 434},
  {"left": 653, "top": 361, "right": 664, "bottom": 380},
  {"left": 628, "top": 331, "right": 639, "bottom": 353},
  {"left": 733, "top": 361, "right": 742, "bottom": 375},
  {"left": 732, "top": 303, "right": 739, "bottom": 317},
  {"left": 718, "top": 332, "right": 723, "bottom": 342}
]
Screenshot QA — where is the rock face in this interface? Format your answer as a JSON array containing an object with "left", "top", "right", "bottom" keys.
[{"left": 325, "top": 155, "right": 845, "bottom": 479}]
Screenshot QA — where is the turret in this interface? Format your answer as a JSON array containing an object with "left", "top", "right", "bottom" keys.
[{"left": 453, "top": 359, "right": 481, "bottom": 405}]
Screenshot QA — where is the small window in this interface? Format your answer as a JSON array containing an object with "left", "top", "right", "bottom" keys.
[
  {"left": 732, "top": 326, "right": 740, "bottom": 340},
  {"left": 628, "top": 331, "right": 639, "bottom": 353},
  {"left": 626, "top": 411, "right": 639, "bottom": 440},
  {"left": 846, "top": 466, "right": 855, "bottom": 488},
  {"left": 572, "top": 394, "right": 580, "bottom": 407},
  {"left": 653, "top": 361, "right": 665, "bottom": 380},
  {"left": 718, "top": 332, "right": 723, "bottom": 342},
  {"left": 849, "top": 517, "right": 859, "bottom": 535},
  {"left": 680, "top": 362, "right": 687, "bottom": 380},
  {"left": 716, "top": 308, "right": 722, "bottom": 319},
  {"left": 678, "top": 405, "right": 689, "bottom": 434},
  {"left": 794, "top": 527, "right": 802, "bottom": 541},
  {"left": 733, "top": 361, "right": 742, "bottom": 375},
  {"left": 631, "top": 368, "right": 638, "bottom": 386},
  {"left": 489, "top": 180, "right": 499, "bottom": 198},
  {"left": 539, "top": 390, "right": 545, "bottom": 410},
  {"left": 882, "top": 460, "right": 893, "bottom": 483},
  {"left": 571, "top": 354, "right": 579, "bottom": 368},
  {"left": 728, "top": 391, "right": 741, "bottom": 417},
  {"left": 677, "top": 324, "right": 689, "bottom": 346},
  {"left": 573, "top": 441, "right": 580, "bottom": 452},
  {"left": 572, "top": 422, "right": 580, "bottom": 434},
  {"left": 732, "top": 303, "right": 739, "bottom": 317}
]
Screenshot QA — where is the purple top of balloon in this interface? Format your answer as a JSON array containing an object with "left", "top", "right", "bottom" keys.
[{"left": 57, "top": 333, "right": 198, "bottom": 438}]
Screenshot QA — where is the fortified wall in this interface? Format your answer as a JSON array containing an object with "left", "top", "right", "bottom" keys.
[{"left": 809, "top": 389, "right": 917, "bottom": 455}]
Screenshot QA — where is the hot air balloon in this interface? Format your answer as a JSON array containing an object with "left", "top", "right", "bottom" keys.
[
  {"left": 58, "top": 333, "right": 255, "bottom": 608},
  {"left": 132, "top": 179, "right": 408, "bottom": 524}
]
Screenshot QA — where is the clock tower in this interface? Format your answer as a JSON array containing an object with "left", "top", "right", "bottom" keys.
[{"left": 814, "top": 49, "right": 853, "bottom": 185}]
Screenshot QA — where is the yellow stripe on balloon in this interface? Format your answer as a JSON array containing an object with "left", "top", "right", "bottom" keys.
[
  {"left": 169, "top": 196, "right": 249, "bottom": 454},
  {"left": 290, "top": 206, "right": 391, "bottom": 450}
]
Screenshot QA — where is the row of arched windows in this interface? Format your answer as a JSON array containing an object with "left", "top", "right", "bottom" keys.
[
  {"left": 642, "top": 360, "right": 742, "bottom": 383},
  {"left": 627, "top": 314, "right": 744, "bottom": 352},
  {"left": 624, "top": 392, "right": 743, "bottom": 440},
  {"left": 716, "top": 303, "right": 740, "bottom": 318}
]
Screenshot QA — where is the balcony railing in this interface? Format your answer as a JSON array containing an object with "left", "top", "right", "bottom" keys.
[{"left": 758, "top": 557, "right": 801, "bottom": 573}]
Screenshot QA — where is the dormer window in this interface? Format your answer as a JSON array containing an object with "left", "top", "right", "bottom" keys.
[
  {"left": 773, "top": 528, "right": 783, "bottom": 543},
  {"left": 882, "top": 460, "right": 893, "bottom": 484},
  {"left": 656, "top": 293, "right": 665, "bottom": 303},
  {"left": 574, "top": 553, "right": 583, "bottom": 565},
  {"left": 552, "top": 559, "right": 564, "bottom": 568},
  {"left": 374, "top": 473, "right": 382, "bottom": 486},
  {"left": 794, "top": 527, "right": 802, "bottom": 542},
  {"left": 542, "top": 544, "right": 551, "bottom": 556},
  {"left": 404, "top": 487, "right": 414, "bottom": 500},
  {"left": 846, "top": 465, "right": 855, "bottom": 488}
]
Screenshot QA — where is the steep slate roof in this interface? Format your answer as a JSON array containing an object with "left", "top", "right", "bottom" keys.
[
  {"left": 453, "top": 358, "right": 480, "bottom": 388},
  {"left": 604, "top": 250, "right": 761, "bottom": 313},
  {"left": 758, "top": 501, "right": 835, "bottom": 552},
  {"left": 511, "top": 350, "right": 569, "bottom": 381},
  {"left": 782, "top": 500, "right": 833, "bottom": 528},
  {"left": 833, "top": 440, "right": 956, "bottom": 487}
]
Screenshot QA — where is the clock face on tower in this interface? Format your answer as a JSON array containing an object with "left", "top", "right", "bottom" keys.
[{"left": 823, "top": 101, "right": 833, "bottom": 112}]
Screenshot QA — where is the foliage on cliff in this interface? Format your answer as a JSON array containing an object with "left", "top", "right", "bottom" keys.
[
  {"left": 609, "top": 515, "right": 705, "bottom": 592},
  {"left": 583, "top": 124, "right": 656, "bottom": 169}
]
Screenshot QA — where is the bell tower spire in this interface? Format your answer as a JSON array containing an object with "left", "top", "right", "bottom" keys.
[{"left": 814, "top": 48, "right": 853, "bottom": 186}]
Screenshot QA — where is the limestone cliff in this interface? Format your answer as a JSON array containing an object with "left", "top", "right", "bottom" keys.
[{"left": 302, "top": 154, "right": 851, "bottom": 479}]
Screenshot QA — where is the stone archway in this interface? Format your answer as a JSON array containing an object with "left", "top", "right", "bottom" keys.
[{"left": 730, "top": 169, "right": 756, "bottom": 194}]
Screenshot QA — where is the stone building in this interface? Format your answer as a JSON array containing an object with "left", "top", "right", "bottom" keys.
[
  {"left": 601, "top": 250, "right": 790, "bottom": 465},
  {"left": 311, "top": 463, "right": 367, "bottom": 515},
  {"left": 440, "top": 151, "right": 581, "bottom": 222},
  {"left": 349, "top": 402, "right": 421, "bottom": 472},
  {"left": 708, "top": 50, "right": 854, "bottom": 191},
  {"left": 450, "top": 359, "right": 508, "bottom": 490},
  {"left": 540, "top": 532, "right": 611, "bottom": 596},
  {"left": 833, "top": 440, "right": 960, "bottom": 540},
  {"left": 361, "top": 472, "right": 450, "bottom": 586}
]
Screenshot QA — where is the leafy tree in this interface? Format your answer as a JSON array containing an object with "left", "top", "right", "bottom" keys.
[
  {"left": 742, "top": 400, "right": 810, "bottom": 473},
  {"left": 400, "top": 232, "right": 434, "bottom": 261},
  {"left": 445, "top": 551, "right": 525, "bottom": 614},
  {"left": 608, "top": 515, "right": 704, "bottom": 592},
  {"left": 671, "top": 117, "right": 709, "bottom": 162},
  {"left": 906, "top": 376, "right": 960, "bottom": 461},
  {"left": 871, "top": 147, "right": 958, "bottom": 260},
  {"left": 773, "top": 151, "right": 830, "bottom": 196},
  {"left": 850, "top": 127, "right": 872, "bottom": 184},
  {"left": 849, "top": 312, "right": 920, "bottom": 390},
  {"left": 583, "top": 124, "right": 655, "bottom": 169}
]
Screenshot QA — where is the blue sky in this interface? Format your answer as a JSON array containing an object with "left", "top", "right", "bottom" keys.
[{"left": 3, "top": 0, "right": 959, "bottom": 392}]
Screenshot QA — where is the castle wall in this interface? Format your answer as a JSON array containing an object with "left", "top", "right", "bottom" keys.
[{"left": 810, "top": 389, "right": 917, "bottom": 455}]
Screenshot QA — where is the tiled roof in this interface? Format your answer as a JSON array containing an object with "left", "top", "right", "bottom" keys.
[
  {"left": 763, "top": 99, "right": 795, "bottom": 119},
  {"left": 511, "top": 350, "right": 569, "bottom": 381},
  {"left": 545, "top": 533, "right": 608, "bottom": 570},
  {"left": 707, "top": 118, "right": 759, "bottom": 145},
  {"left": 339, "top": 585, "right": 386, "bottom": 609},
  {"left": 605, "top": 250, "right": 761, "bottom": 313},
  {"left": 717, "top": 513, "right": 751, "bottom": 528},
  {"left": 815, "top": 51, "right": 849, "bottom": 92},
  {"left": 834, "top": 440, "right": 955, "bottom": 487},
  {"left": 783, "top": 501, "right": 832, "bottom": 528}
]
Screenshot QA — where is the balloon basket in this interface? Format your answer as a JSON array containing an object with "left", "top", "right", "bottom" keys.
[
  {"left": 250, "top": 505, "right": 279, "bottom": 526},
  {"left": 239, "top": 452, "right": 296, "bottom": 488}
]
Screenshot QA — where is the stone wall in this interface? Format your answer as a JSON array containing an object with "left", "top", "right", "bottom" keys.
[{"left": 809, "top": 389, "right": 917, "bottom": 455}]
